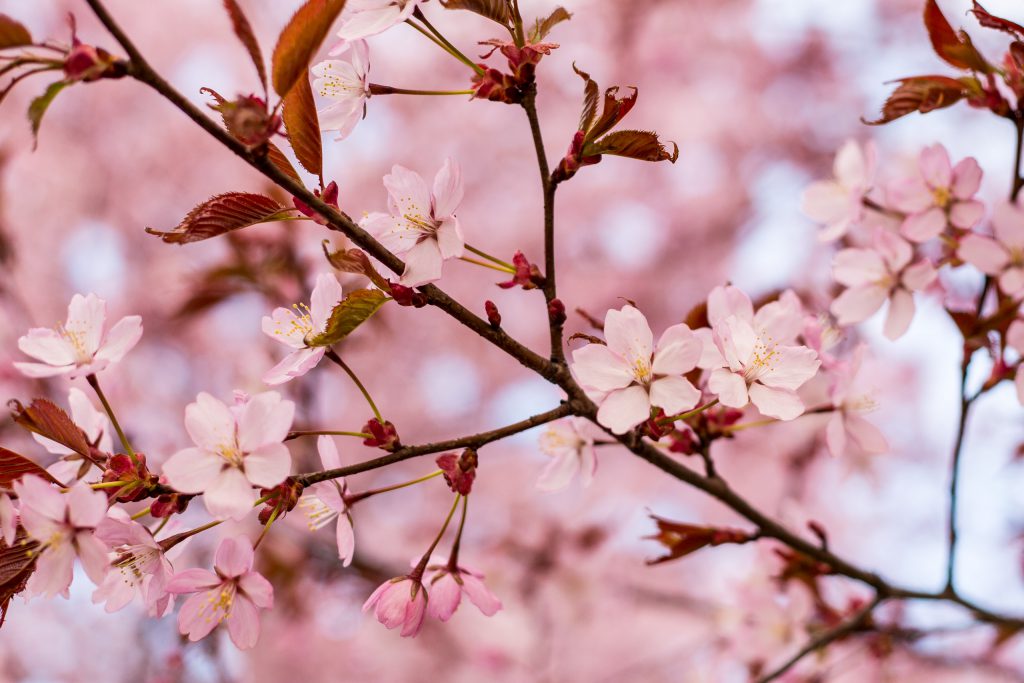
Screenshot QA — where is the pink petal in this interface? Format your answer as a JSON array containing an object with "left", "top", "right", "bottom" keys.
[
  {"left": 874, "top": 229, "right": 913, "bottom": 272},
  {"left": 753, "top": 291, "right": 804, "bottom": 344},
  {"left": 432, "top": 157, "right": 464, "bottom": 218},
  {"left": 215, "top": 536, "right": 255, "bottom": 578},
  {"left": 834, "top": 139, "right": 871, "bottom": 187},
  {"left": 695, "top": 327, "right": 725, "bottom": 369},
  {"left": 426, "top": 573, "right": 461, "bottom": 622},
  {"left": 825, "top": 414, "right": 847, "bottom": 458},
  {"left": 238, "top": 391, "right": 294, "bottom": 451},
  {"left": 178, "top": 589, "right": 223, "bottom": 641},
  {"left": 831, "top": 284, "right": 889, "bottom": 326},
  {"left": 579, "top": 444, "right": 597, "bottom": 488},
  {"left": 13, "top": 361, "right": 73, "bottom": 378},
  {"left": 371, "top": 581, "right": 411, "bottom": 629},
  {"left": 262, "top": 308, "right": 310, "bottom": 349},
  {"left": 845, "top": 414, "right": 888, "bottom": 454},
  {"left": 435, "top": 218, "right": 465, "bottom": 259},
  {"left": 651, "top": 324, "right": 701, "bottom": 374},
  {"left": 166, "top": 568, "right": 220, "bottom": 594},
  {"left": 401, "top": 589, "right": 427, "bottom": 637},
  {"left": 536, "top": 451, "right": 581, "bottom": 492},
  {"left": 570, "top": 343, "right": 633, "bottom": 392},
  {"left": 399, "top": 238, "right": 444, "bottom": 286},
  {"left": 226, "top": 594, "right": 261, "bottom": 649},
  {"left": 335, "top": 516, "right": 355, "bottom": 567},
  {"left": 716, "top": 316, "right": 757, "bottom": 371},
  {"left": 262, "top": 347, "right": 326, "bottom": 385},
  {"left": 95, "top": 315, "right": 143, "bottom": 364},
  {"left": 949, "top": 200, "right": 984, "bottom": 230},
  {"left": 184, "top": 392, "right": 235, "bottom": 452},
  {"left": 75, "top": 531, "right": 112, "bottom": 585},
  {"left": 0, "top": 494, "right": 16, "bottom": 546},
  {"left": 999, "top": 268, "right": 1024, "bottom": 296},
  {"left": 887, "top": 177, "right": 933, "bottom": 213},
  {"left": 992, "top": 201, "right": 1024, "bottom": 248},
  {"left": 707, "top": 369, "right": 748, "bottom": 408},
  {"left": 317, "top": 435, "right": 342, "bottom": 470},
  {"left": 66, "top": 483, "right": 107, "bottom": 528},
  {"left": 15, "top": 475, "right": 66, "bottom": 523},
  {"left": 596, "top": 385, "right": 651, "bottom": 434},
  {"left": 161, "top": 447, "right": 224, "bottom": 494},
  {"left": 460, "top": 573, "right": 502, "bottom": 616},
  {"left": 17, "top": 328, "right": 76, "bottom": 367},
  {"left": 243, "top": 443, "right": 291, "bottom": 489},
  {"left": 317, "top": 99, "right": 363, "bottom": 140},
  {"left": 384, "top": 164, "right": 432, "bottom": 225},
  {"left": 832, "top": 248, "right": 886, "bottom": 287},
  {"left": 749, "top": 384, "right": 804, "bottom": 420},
  {"left": 900, "top": 208, "right": 946, "bottom": 242},
  {"left": 706, "top": 285, "right": 754, "bottom": 327},
  {"left": 239, "top": 570, "right": 274, "bottom": 609},
  {"left": 337, "top": 4, "right": 404, "bottom": 39},
  {"left": 883, "top": 289, "right": 915, "bottom": 340},
  {"left": 29, "top": 541, "right": 75, "bottom": 598},
  {"left": 1016, "top": 367, "right": 1024, "bottom": 406},
  {"left": 309, "top": 273, "right": 344, "bottom": 330},
  {"left": 66, "top": 293, "right": 106, "bottom": 357},
  {"left": 901, "top": 260, "right": 937, "bottom": 291},
  {"left": 604, "top": 306, "right": 654, "bottom": 366},
  {"left": 1007, "top": 320, "right": 1024, "bottom": 353},
  {"left": 757, "top": 345, "right": 820, "bottom": 390},
  {"left": 919, "top": 143, "right": 952, "bottom": 189},
  {"left": 203, "top": 467, "right": 258, "bottom": 521},
  {"left": 649, "top": 375, "right": 701, "bottom": 414},
  {"left": 957, "top": 234, "right": 1006, "bottom": 275},
  {"left": 951, "top": 157, "right": 982, "bottom": 199}
]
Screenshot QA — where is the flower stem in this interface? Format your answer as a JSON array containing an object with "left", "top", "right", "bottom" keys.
[
  {"left": 447, "top": 495, "right": 469, "bottom": 570},
  {"left": 159, "top": 519, "right": 222, "bottom": 551},
  {"left": 86, "top": 373, "right": 136, "bottom": 461},
  {"left": 465, "top": 243, "right": 515, "bottom": 269},
  {"left": 130, "top": 505, "right": 151, "bottom": 520},
  {"left": 324, "top": 349, "right": 384, "bottom": 423},
  {"left": 285, "top": 430, "right": 372, "bottom": 442},
  {"left": 720, "top": 418, "right": 777, "bottom": 434},
  {"left": 658, "top": 399, "right": 720, "bottom": 425},
  {"left": 88, "top": 480, "right": 130, "bottom": 490},
  {"left": 459, "top": 255, "right": 516, "bottom": 274},
  {"left": 151, "top": 516, "right": 170, "bottom": 537},
  {"left": 369, "top": 84, "right": 475, "bottom": 96},
  {"left": 346, "top": 470, "right": 443, "bottom": 506},
  {"left": 409, "top": 10, "right": 486, "bottom": 76},
  {"left": 254, "top": 504, "right": 281, "bottom": 550},
  {"left": 413, "top": 494, "right": 461, "bottom": 578}
]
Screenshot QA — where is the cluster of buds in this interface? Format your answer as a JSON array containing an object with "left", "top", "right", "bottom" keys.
[
  {"left": 497, "top": 251, "right": 545, "bottom": 290},
  {"left": 363, "top": 418, "right": 400, "bottom": 450},
  {"left": 437, "top": 449, "right": 477, "bottom": 495},
  {"left": 293, "top": 180, "right": 339, "bottom": 225},
  {"left": 258, "top": 477, "right": 304, "bottom": 524},
  {"left": 202, "top": 88, "right": 282, "bottom": 149},
  {"left": 62, "top": 16, "right": 126, "bottom": 83},
  {"left": 471, "top": 39, "right": 557, "bottom": 104},
  {"left": 101, "top": 453, "right": 159, "bottom": 502}
]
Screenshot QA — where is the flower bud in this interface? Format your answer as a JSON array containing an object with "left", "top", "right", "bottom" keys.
[
  {"left": 363, "top": 418, "right": 400, "bottom": 451},
  {"left": 484, "top": 300, "right": 501, "bottom": 327}
]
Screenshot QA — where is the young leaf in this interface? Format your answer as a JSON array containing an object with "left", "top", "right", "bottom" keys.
[
  {"left": 585, "top": 130, "right": 679, "bottom": 163},
  {"left": 440, "top": 0, "right": 511, "bottom": 27},
  {"left": 267, "top": 141, "right": 303, "bottom": 182},
  {"left": 970, "top": 1, "right": 1024, "bottom": 37},
  {"left": 530, "top": 6, "right": 571, "bottom": 42},
  {"left": 322, "top": 241, "right": 389, "bottom": 290},
  {"left": 306, "top": 289, "right": 389, "bottom": 347},
  {"left": 0, "top": 13, "right": 32, "bottom": 49},
  {"left": 223, "top": 0, "right": 268, "bottom": 93},
  {"left": 924, "top": 0, "right": 991, "bottom": 72},
  {"left": 271, "top": 0, "right": 348, "bottom": 97},
  {"left": 0, "top": 447, "right": 61, "bottom": 487},
  {"left": 0, "top": 528, "right": 37, "bottom": 629},
  {"left": 9, "top": 398, "right": 89, "bottom": 458},
  {"left": 146, "top": 192, "right": 298, "bottom": 244},
  {"left": 27, "top": 80, "right": 68, "bottom": 148},
  {"left": 573, "top": 64, "right": 600, "bottom": 134},
  {"left": 863, "top": 75, "right": 972, "bottom": 125},
  {"left": 588, "top": 85, "right": 637, "bottom": 141},
  {"left": 282, "top": 73, "right": 323, "bottom": 179}
]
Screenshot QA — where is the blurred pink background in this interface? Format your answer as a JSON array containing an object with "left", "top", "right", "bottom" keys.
[{"left": 3, "top": 0, "right": 1024, "bottom": 680}]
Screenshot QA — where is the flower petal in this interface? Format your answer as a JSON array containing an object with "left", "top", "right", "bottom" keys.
[
  {"left": 161, "top": 447, "right": 224, "bottom": 494},
  {"left": 238, "top": 391, "right": 294, "bottom": 451},
  {"left": 242, "top": 443, "right": 291, "bottom": 489},
  {"left": 649, "top": 375, "right": 701, "bottom": 415},
  {"left": 95, "top": 315, "right": 142, "bottom": 364},
  {"left": 432, "top": 157, "right": 463, "bottom": 218},
  {"left": 651, "top": 324, "right": 701, "bottom": 375},
  {"left": 749, "top": 384, "right": 804, "bottom": 420},
  {"left": 596, "top": 385, "right": 651, "bottom": 434},
  {"left": 570, "top": 343, "right": 633, "bottom": 392}
]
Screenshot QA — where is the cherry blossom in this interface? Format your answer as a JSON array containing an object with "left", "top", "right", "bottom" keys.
[
  {"left": 888, "top": 144, "right": 984, "bottom": 242},
  {"left": 166, "top": 536, "right": 274, "bottom": 650},
  {"left": 92, "top": 516, "right": 174, "bottom": 616},
  {"left": 13, "top": 293, "right": 142, "bottom": 378},
  {"left": 361, "top": 159, "right": 465, "bottom": 286},
  {"left": 0, "top": 493, "right": 16, "bottom": 546},
  {"left": 297, "top": 436, "right": 355, "bottom": 566},
  {"left": 261, "top": 273, "right": 343, "bottom": 385},
  {"left": 571, "top": 306, "right": 702, "bottom": 434},
  {"left": 1007, "top": 320, "right": 1024, "bottom": 405},
  {"left": 13, "top": 475, "right": 109, "bottom": 598},
  {"left": 800, "top": 140, "right": 875, "bottom": 241},
  {"left": 536, "top": 418, "right": 597, "bottom": 491},
  {"left": 363, "top": 576, "right": 428, "bottom": 637},
  {"left": 425, "top": 561, "right": 502, "bottom": 622},
  {"left": 831, "top": 229, "right": 937, "bottom": 340},
  {"left": 958, "top": 201, "right": 1024, "bottom": 297},
  {"left": 824, "top": 346, "right": 888, "bottom": 458},
  {"left": 161, "top": 391, "right": 294, "bottom": 521},
  {"left": 311, "top": 40, "right": 370, "bottom": 141},
  {"left": 335, "top": 0, "right": 425, "bottom": 40}
]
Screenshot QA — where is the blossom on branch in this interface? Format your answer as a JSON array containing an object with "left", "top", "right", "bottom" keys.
[
  {"left": 92, "top": 516, "right": 174, "bottom": 617},
  {"left": 335, "top": 0, "right": 425, "bottom": 40},
  {"left": 425, "top": 561, "right": 502, "bottom": 621},
  {"left": 888, "top": 143, "right": 984, "bottom": 242},
  {"left": 261, "top": 273, "right": 344, "bottom": 385},
  {"left": 536, "top": 417, "right": 597, "bottom": 491},
  {"left": 363, "top": 575, "right": 428, "bottom": 637},
  {"left": 297, "top": 436, "right": 355, "bottom": 566},
  {"left": 801, "top": 140, "right": 876, "bottom": 242},
  {"left": 958, "top": 201, "right": 1024, "bottom": 297},
  {"left": 311, "top": 40, "right": 370, "bottom": 141}
]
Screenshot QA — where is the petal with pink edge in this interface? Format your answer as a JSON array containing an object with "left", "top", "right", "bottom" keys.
[
  {"left": 749, "top": 384, "right": 804, "bottom": 420},
  {"left": 203, "top": 468, "right": 258, "bottom": 521},
  {"left": 399, "top": 238, "right": 444, "bottom": 286},
  {"left": 95, "top": 315, "right": 143, "bottom": 364},
  {"left": 243, "top": 443, "right": 292, "bottom": 489},
  {"left": 708, "top": 369, "right": 748, "bottom": 408},
  {"left": 596, "top": 385, "right": 651, "bottom": 434},
  {"left": 603, "top": 306, "right": 654, "bottom": 366},
  {"left": 883, "top": 289, "right": 916, "bottom": 340},
  {"left": 161, "top": 447, "right": 224, "bottom": 494},
  {"left": 570, "top": 343, "right": 633, "bottom": 392},
  {"left": 432, "top": 158, "right": 464, "bottom": 219}
]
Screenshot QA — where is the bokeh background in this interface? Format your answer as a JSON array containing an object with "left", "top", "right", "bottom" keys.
[{"left": 2, "top": 0, "right": 1024, "bottom": 680}]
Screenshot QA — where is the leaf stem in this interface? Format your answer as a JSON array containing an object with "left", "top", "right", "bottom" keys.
[
  {"left": 412, "top": 494, "right": 462, "bottom": 578},
  {"left": 86, "top": 373, "right": 136, "bottom": 461}
]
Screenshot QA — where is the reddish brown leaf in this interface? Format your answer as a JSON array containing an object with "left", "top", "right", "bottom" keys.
[
  {"left": 645, "top": 514, "right": 754, "bottom": 565},
  {"left": 0, "top": 447, "right": 59, "bottom": 487},
  {"left": 924, "top": 0, "right": 991, "bottom": 72},
  {"left": 282, "top": 73, "right": 323, "bottom": 179},
  {"left": 10, "top": 398, "right": 89, "bottom": 459},
  {"left": 530, "top": 6, "right": 571, "bottom": 42},
  {"left": 146, "top": 192, "right": 298, "bottom": 244},
  {"left": 589, "top": 86, "right": 637, "bottom": 140},
  {"left": 573, "top": 64, "right": 600, "bottom": 133},
  {"left": 223, "top": 0, "right": 268, "bottom": 92},
  {"left": 970, "top": 1, "right": 1024, "bottom": 37},
  {"left": 267, "top": 141, "right": 302, "bottom": 182},
  {"left": 271, "top": 0, "right": 348, "bottom": 97},
  {"left": 322, "top": 241, "right": 389, "bottom": 289},
  {"left": 441, "top": 0, "right": 511, "bottom": 26},
  {"left": 0, "top": 13, "right": 32, "bottom": 49},
  {"left": 0, "top": 528, "right": 37, "bottom": 630},
  {"left": 585, "top": 129, "right": 678, "bottom": 163},
  {"left": 863, "top": 75, "right": 972, "bottom": 125}
]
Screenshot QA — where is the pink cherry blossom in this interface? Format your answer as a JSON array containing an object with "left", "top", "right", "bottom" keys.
[
  {"left": 335, "top": 0, "right": 425, "bottom": 40},
  {"left": 958, "top": 201, "right": 1024, "bottom": 297},
  {"left": 13, "top": 293, "right": 142, "bottom": 378},
  {"left": 311, "top": 40, "right": 370, "bottom": 141},
  {"left": 0, "top": 493, "right": 16, "bottom": 546},
  {"left": 830, "top": 229, "right": 937, "bottom": 340},
  {"left": 801, "top": 140, "right": 875, "bottom": 241},
  {"left": 425, "top": 561, "right": 502, "bottom": 622},
  {"left": 261, "top": 273, "right": 343, "bottom": 385},
  {"left": 1007, "top": 320, "right": 1024, "bottom": 405},
  {"left": 361, "top": 158, "right": 465, "bottom": 286},
  {"left": 161, "top": 391, "right": 294, "bottom": 521},
  {"left": 888, "top": 143, "right": 984, "bottom": 242},
  {"left": 166, "top": 536, "right": 274, "bottom": 650},
  {"left": 571, "top": 305, "right": 702, "bottom": 434},
  {"left": 824, "top": 346, "right": 888, "bottom": 458},
  {"left": 13, "top": 475, "right": 109, "bottom": 598},
  {"left": 363, "top": 575, "right": 428, "bottom": 637},
  {"left": 536, "top": 418, "right": 597, "bottom": 491},
  {"left": 92, "top": 517, "right": 174, "bottom": 616},
  {"left": 297, "top": 436, "right": 355, "bottom": 566}
]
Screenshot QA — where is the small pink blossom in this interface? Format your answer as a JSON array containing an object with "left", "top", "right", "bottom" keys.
[
  {"left": 572, "top": 305, "right": 702, "bottom": 434},
  {"left": 830, "top": 229, "right": 937, "bottom": 340},
  {"left": 297, "top": 436, "right": 355, "bottom": 566},
  {"left": 363, "top": 575, "right": 427, "bottom": 637},
  {"left": 161, "top": 391, "right": 294, "bottom": 521},
  {"left": 536, "top": 418, "right": 597, "bottom": 492},
  {"left": 14, "top": 293, "right": 142, "bottom": 378},
  {"left": 335, "top": 0, "right": 425, "bottom": 40},
  {"left": 261, "top": 273, "right": 343, "bottom": 385},
  {"left": 800, "top": 140, "right": 875, "bottom": 241},
  {"left": 1007, "top": 320, "right": 1024, "bottom": 405},
  {"left": 958, "top": 201, "right": 1024, "bottom": 297},
  {"left": 166, "top": 536, "right": 274, "bottom": 650},
  {"left": 13, "top": 475, "right": 109, "bottom": 598},
  {"left": 361, "top": 159, "right": 465, "bottom": 286},
  {"left": 824, "top": 346, "right": 888, "bottom": 458},
  {"left": 311, "top": 40, "right": 370, "bottom": 141},
  {"left": 92, "top": 517, "right": 174, "bottom": 616},
  {"left": 888, "top": 144, "right": 984, "bottom": 242},
  {"left": 425, "top": 561, "right": 502, "bottom": 622},
  {"left": 0, "top": 493, "right": 16, "bottom": 546}
]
